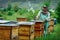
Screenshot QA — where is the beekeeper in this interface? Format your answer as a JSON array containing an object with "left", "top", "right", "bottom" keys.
[{"left": 36, "top": 5, "right": 50, "bottom": 37}]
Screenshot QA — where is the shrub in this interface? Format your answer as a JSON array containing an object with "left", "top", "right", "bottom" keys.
[{"left": 55, "top": 1, "right": 60, "bottom": 23}]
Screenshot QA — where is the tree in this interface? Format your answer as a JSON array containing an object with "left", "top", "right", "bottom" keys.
[{"left": 55, "top": 1, "right": 60, "bottom": 23}]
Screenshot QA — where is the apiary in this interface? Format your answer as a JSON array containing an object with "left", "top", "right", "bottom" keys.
[
  {"left": 17, "top": 18, "right": 27, "bottom": 22},
  {"left": 18, "top": 22, "right": 35, "bottom": 40},
  {"left": 0, "top": 20, "right": 18, "bottom": 40},
  {"left": 34, "top": 20, "right": 44, "bottom": 37}
]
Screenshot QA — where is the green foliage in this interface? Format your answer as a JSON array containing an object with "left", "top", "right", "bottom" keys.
[
  {"left": 55, "top": 1, "right": 60, "bottom": 22},
  {"left": 7, "top": 3, "right": 12, "bottom": 11},
  {"left": 27, "top": 11, "right": 34, "bottom": 21},
  {"left": 49, "top": 10, "right": 57, "bottom": 18},
  {"left": 0, "top": 2, "right": 54, "bottom": 21},
  {"left": 13, "top": 3, "right": 19, "bottom": 12},
  {"left": 44, "top": 0, "right": 51, "bottom": 10},
  {"left": 0, "top": 14, "right": 2, "bottom": 17},
  {"left": 2, "top": 8, "right": 7, "bottom": 12},
  {"left": 7, "top": 11, "right": 13, "bottom": 16},
  {"left": 18, "top": 8, "right": 28, "bottom": 15}
]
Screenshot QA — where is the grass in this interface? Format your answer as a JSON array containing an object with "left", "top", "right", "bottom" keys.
[{"left": 35, "top": 23, "right": 60, "bottom": 40}]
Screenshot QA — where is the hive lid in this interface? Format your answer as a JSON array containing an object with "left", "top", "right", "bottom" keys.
[
  {"left": 30, "top": 20, "right": 44, "bottom": 22},
  {"left": 18, "top": 22, "right": 35, "bottom": 25},
  {"left": 0, "top": 20, "right": 18, "bottom": 26},
  {"left": 0, "top": 20, "right": 10, "bottom": 24},
  {"left": 0, "top": 24, "right": 18, "bottom": 26}
]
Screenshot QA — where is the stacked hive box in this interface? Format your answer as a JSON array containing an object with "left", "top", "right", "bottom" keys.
[
  {"left": 48, "top": 19, "right": 54, "bottom": 33},
  {"left": 0, "top": 20, "right": 18, "bottom": 40},
  {"left": 18, "top": 22, "right": 34, "bottom": 40},
  {"left": 34, "top": 20, "right": 44, "bottom": 37},
  {"left": 17, "top": 18, "right": 27, "bottom": 22}
]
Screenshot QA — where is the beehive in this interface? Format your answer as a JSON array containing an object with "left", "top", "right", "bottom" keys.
[
  {"left": 48, "top": 19, "right": 54, "bottom": 33},
  {"left": 17, "top": 18, "right": 27, "bottom": 22},
  {"left": 0, "top": 21, "right": 18, "bottom": 40},
  {"left": 34, "top": 20, "right": 44, "bottom": 37},
  {"left": 18, "top": 22, "right": 34, "bottom": 40},
  {"left": 49, "top": 19, "right": 54, "bottom": 26},
  {"left": 48, "top": 25, "right": 54, "bottom": 33}
]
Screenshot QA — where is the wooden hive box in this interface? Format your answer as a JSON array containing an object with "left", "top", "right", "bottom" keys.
[
  {"left": 0, "top": 20, "right": 18, "bottom": 40},
  {"left": 48, "top": 25, "right": 54, "bottom": 33},
  {"left": 34, "top": 20, "right": 44, "bottom": 37},
  {"left": 17, "top": 18, "right": 27, "bottom": 22},
  {"left": 18, "top": 22, "right": 35, "bottom": 40},
  {"left": 48, "top": 19, "right": 54, "bottom": 33},
  {"left": 49, "top": 19, "right": 54, "bottom": 26}
]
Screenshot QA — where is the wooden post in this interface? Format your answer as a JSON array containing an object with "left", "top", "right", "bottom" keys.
[{"left": 18, "top": 22, "right": 34, "bottom": 40}]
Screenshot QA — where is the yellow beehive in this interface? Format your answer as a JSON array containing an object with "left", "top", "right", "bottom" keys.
[
  {"left": 48, "top": 25, "right": 54, "bottom": 33},
  {"left": 18, "top": 22, "right": 34, "bottom": 40},
  {"left": 48, "top": 19, "right": 54, "bottom": 33},
  {"left": 0, "top": 23, "right": 18, "bottom": 40},
  {"left": 49, "top": 19, "right": 54, "bottom": 26},
  {"left": 19, "top": 25, "right": 34, "bottom": 36}
]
